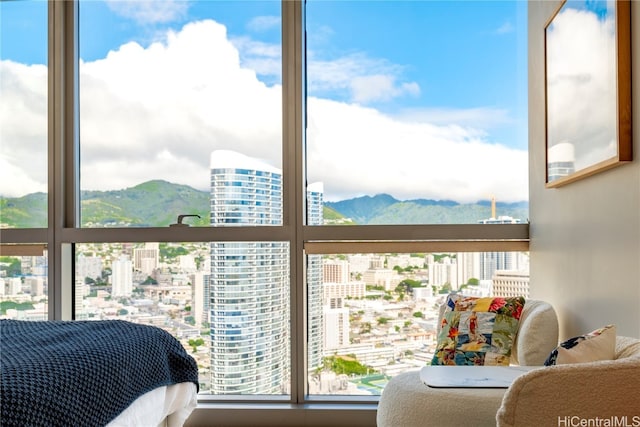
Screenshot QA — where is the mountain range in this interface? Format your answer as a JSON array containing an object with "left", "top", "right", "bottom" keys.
[{"left": 0, "top": 180, "right": 528, "bottom": 228}]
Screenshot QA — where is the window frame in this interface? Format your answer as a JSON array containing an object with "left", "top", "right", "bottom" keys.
[{"left": 0, "top": 0, "right": 529, "bottom": 422}]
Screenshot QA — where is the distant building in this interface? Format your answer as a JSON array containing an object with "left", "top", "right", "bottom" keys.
[
  {"left": 190, "top": 272, "right": 206, "bottom": 327},
  {"left": 427, "top": 257, "right": 458, "bottom": 288},
  {"left": 207, "top": 150, "right": 324, "bottom": 394},
  {"left": 323, "top": 282, "right": 366, "bottom": 300},
  {"left": 111, "top": 255, "right": 133, "bottom": 297},
  {"left": 25, "top": 276, "right": 44, "bottom": 297},
  {"left": 323, "top": 259, "right": 350, "bottom": 284},
  {"left": 362, "top": 268, "right": 400, "bottom": 291},
  {"left": 76, "top": 255, "right": 103, "bottom": 282},
  {"left": 307, "top": 182, "right": 324, "bottom": 373},
  {"left": 134, "top": 243, "right": 159, "bottom": 275},
  {"left": 456, "top": 252, "right": 481, "bottom": 286},
  {"left": 547, "top": 142, "right": 575, "bottom": 182},
  {"left": 324, "top": 298, "right": 349, "bottom": 350},
  {"left": 492, "top": 270, "right": 530, "bottom": 298},
  {"left": 477, "top": 199, "right": 526, "bottom": 281},
  {"left": 0, "top": 278, "right": 21, "bottom": 296},
  {"left": 347, "top": 254, "right": 372, "bottom": 274}
]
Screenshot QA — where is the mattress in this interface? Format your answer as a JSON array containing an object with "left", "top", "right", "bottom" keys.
[{"left": 107, "top": 382, "right": 198, "bottom": 427}]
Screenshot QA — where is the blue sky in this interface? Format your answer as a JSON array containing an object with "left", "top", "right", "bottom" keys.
[{"left": 1, "top": 1, "right": 529, "bottom": 202}]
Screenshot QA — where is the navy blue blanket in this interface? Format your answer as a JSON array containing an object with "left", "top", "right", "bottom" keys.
[{"left": 0, "top": 319, "right": 199, "bottom": 427}]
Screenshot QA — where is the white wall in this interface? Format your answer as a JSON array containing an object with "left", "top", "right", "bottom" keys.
[{"left": 529, "top": 1, "right": 640, "bottom": 339}]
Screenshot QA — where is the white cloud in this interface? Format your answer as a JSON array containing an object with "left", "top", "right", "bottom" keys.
[
  {"left": 396, "top": 107, "right": 511, "bottom": 131},
  {"left": 0, "top": 157, "right": 46, "bottom": 197},
  {"left": 495, "top": 21, "right": 514, "bottom": 34},
  {"left": 1, "top": 18, "right": 528, "bottom": 203},
  {"left": 105, "top": 0, "right": 188, "bottom": 24},
  {"left": 231, "top": 36, "right": 281, "bottom": 80},
  {"left": 0, "top": 60, "right": 48, "bottom": 197},
  {"left": 307, "top": 53, "right": 420, "bottom": 105},
  {"left": 306, "top": 98, "right": 527, "bottom": 203},
  {"left": 246, "top": 16, "right": 280, "bottom": 32},
  {"left": 350, "top": 75, "right": 420, "bottom": 104}
]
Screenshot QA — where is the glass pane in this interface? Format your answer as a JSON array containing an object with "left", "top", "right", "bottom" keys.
[
  {"left": 0, "top": 249, "right": 49, "bottom": 320},
  {"left": 0, "top": 1, "right": 48, "bottom": 228},
  {"left": 79, "top": 1, "right": 282, "bottom": 228},
  {"left": 306, "top": 1, "right": 528, "bottom": 225},
  {"left": 75, "top": 241, "right": 290, "bottom": 396},
  {"left": 307, "top": 251, "right": 529, "bottom": 396}
]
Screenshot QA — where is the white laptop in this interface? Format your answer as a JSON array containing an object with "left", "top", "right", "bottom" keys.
[{"left": 420, "top": 365, "right": 542, "bottom": 388}]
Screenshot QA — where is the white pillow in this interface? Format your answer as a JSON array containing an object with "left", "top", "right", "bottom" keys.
[{"left": 544, "top": 324, "right": 616, "bottom": 365}]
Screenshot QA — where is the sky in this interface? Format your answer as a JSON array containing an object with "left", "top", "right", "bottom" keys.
[{"left": 0, "top": 0, "right": 533, "bottom": 203}]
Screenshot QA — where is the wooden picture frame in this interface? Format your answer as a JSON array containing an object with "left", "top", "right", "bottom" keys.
[{"left": 544, "top": 0, "right": 632, "bottom": 188}]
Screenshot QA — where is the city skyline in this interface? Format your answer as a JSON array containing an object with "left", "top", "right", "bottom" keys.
[{"left": 1, "top": 243, "right": 530, "bottom": 396}]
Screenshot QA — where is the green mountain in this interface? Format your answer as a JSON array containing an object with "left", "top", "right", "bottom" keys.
[
  {"left": 0, "top": 181, "right": 528, "bottom": 228},
  {"left": 326, "top": 194, "right": 528, "bottom": 224},
  {"left": 0, "top": 180, "right": 210, "bottom": 228},
  {"left": 81, "top": 180, "right": 210, "bottom": 227},
  {"left": 0, "top": 192, "right": 48, "bottom": 228}
]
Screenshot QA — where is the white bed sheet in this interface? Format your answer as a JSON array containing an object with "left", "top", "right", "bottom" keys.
[{"left": 107, "top": 382, "right": 198, "bottom": 427}]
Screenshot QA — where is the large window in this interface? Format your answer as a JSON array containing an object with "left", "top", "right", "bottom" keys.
[
  {"left": 0, "top": 0, "right": 48, "bottom": 228},
  {"left": 0, "top": 0, "right": 528, "bottom": 421},
  {"left": 78, "top": 1, "right": 283, "bottom": 228},
  {"left": 306, "top": 1, "right": 528, "bottom": 225},
  {"left": 0, "top": 0, "right": 49, "bottom": 319}
]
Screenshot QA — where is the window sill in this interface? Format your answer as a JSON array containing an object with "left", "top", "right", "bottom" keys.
[{"left": 186, "top": 402, "right": 378, "bottom": 427}]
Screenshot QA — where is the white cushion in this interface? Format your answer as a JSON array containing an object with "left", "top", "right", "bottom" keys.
[
  {"left": 544, "top": 324, "right": 616, "bottom": 365},
  {"left": 512, "top": 299, "right": 559, "bottom": 365}
]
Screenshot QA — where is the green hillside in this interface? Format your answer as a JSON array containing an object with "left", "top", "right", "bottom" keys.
[
  {"left": 0, "top": 181, "right": 528, "bottom": 228},
  {"left": 0, "top": 193, "right": 48, "bottom": 228},
  {"left": 81, "top": 180, "right": 209, "bottom": 227},
  {"left": 326, "top": 194, "right": 528, "bottom": 224},
  {"left": 0, "top": 181, "right": 209, "bottom": 228}
]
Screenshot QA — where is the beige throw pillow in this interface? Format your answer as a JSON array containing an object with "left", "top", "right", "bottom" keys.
[{"left": 544, "top": 324, "right": 616, "bottom": 365}]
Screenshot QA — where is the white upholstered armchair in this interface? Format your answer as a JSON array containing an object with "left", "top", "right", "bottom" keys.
[
  {"left": 377, "top": 299, "right": 640, "bottom": 427},
  {"left": 376, "top": 299, "right": 560, "bottom": 427},
  {"left": 496, "top": 335, "right": 640, "bottom": 427}
]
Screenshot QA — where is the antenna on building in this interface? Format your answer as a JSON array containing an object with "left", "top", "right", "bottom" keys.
[{"left": 491, "top": 196, "right": 496, "bottom": 219}]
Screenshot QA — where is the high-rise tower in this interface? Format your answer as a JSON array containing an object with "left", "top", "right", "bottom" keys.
[
  {"left": 209, "top": 150, "right": 289, "bottom": 394},
  {"left": 208, "top": 150, "right": 324, "bottom": 394},
  {"left": 477, "top": 202, "right": 525, "bottom": 280},
  {"left": 306, "top": 182, "right": 324, "bottom": 373}
]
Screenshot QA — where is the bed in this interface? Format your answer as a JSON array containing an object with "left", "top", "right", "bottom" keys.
[{"left": 0, "top": 319, "right": 199, "bottom": 427}]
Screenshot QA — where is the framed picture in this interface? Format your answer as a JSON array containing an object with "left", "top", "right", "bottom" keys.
[{"left": 544, "top": 0, "right": 632, "bottom": 188}]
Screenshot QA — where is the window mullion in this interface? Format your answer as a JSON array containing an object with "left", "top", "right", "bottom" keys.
[
  {"left": 282, "top": 0, "right": 306, "bottom": 404},
  {"left": 49, "top": 0, "right": 77, "bottom": 320}
]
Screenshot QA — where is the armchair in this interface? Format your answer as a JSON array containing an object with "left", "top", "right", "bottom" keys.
[
  {"left": 497, "top": 335, "right": 640, "bottom": 426},
  {"left": 376, "top": 299, "right": 559, "bottom": 427}
]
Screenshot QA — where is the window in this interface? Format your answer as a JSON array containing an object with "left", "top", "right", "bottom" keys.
[
  {"left": 0, "top": 0, "right": 528, "bottom": 421},
  {"left": 305, "top": 1, "right": 528, "bottom": 225},
  {"left": 0, "top": 0, "right": 49, "bottom": 318},
  {"left": 0, "top": 0, "right": 48, "bottom": 229},
  {"left": 78, "top": 0, "right": 283, "bottom": 228}
]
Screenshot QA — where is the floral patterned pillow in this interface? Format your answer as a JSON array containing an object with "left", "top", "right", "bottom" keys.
[{"left": 430, "top": 294, "right": 526, "bottom": 366}]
